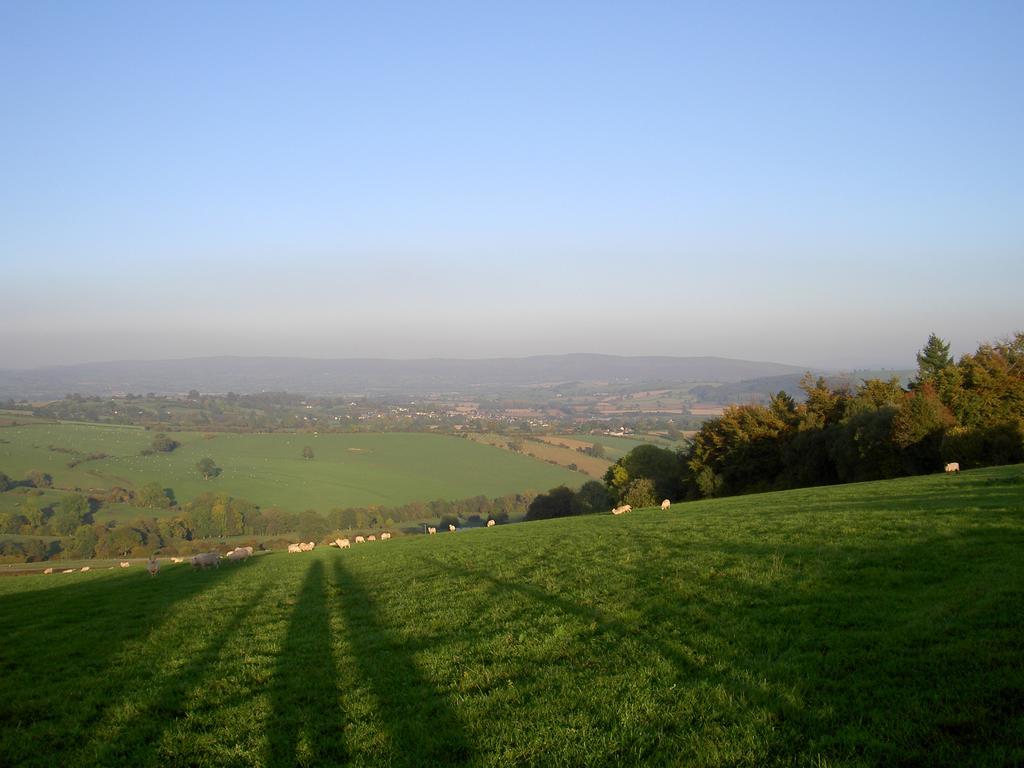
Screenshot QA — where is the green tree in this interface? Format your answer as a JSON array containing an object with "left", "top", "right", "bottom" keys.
[
  {"left": 196, "top": 457, "right": 221, "bottom": 480},
  {"left": 68, "top": 524, "right": 98, "bottom": 559},
  {"left": 19, "top": 497, "right": 47, "bottom": 531},
  {"left": 524, "top": 486, "right": 576, "bottom": 521},
  {"left": 892, "top": 385, "right": 955, "bottom": 474},
  {"left": 622, "top": 477, "right": 657, "bottom": 508},
  {"left": 798, "top": 374, "right": 849, "bottom": 429},
  {"left": 574, "top": 480, "right": 613, "bottom": 514},
  {"left": 150, "top": 433, "right": 179, "bottom": 452},
  {"left": 26, "top": 469, "right": 52, "bottom": 489},
  {"left": 913, "top": 333, "right": 953, "bottom": 388},
  {"left": 137, "top": 481, "right": 172, "bottom": 509},
  {"left": 52, "top": 493, "right": 90, "bottom": 535},
  {"left": 100, "top": 526, "right": 144, "bottom": 558}
]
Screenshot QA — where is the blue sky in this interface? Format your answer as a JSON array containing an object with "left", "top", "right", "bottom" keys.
[{"left": 1, "top": 1, "right": 1021, "bottom": 369}]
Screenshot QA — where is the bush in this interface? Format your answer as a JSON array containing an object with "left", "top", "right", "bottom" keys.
[
  {"left": 942, "top": 423, "right": 1024, "bottom": 469},
  {"left": 622, "top": 478, "right": 657, "bottom": 509},
  {"left": 27, "top": 470, "right": 52, "bottom": 489},
  {"left": 151, "top": 434, "right": 180, "bottom": 453},
  {"left": 524, "top": 487, "right": 576, "bottom": 521}
]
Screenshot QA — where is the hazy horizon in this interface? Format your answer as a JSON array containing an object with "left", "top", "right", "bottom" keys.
[{"left": 2, "top": 2, "right": 1021, "bottom": 371}]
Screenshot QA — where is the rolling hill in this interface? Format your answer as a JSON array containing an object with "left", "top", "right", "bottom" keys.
[
  {"left": 0, "top": 354, "right": 808, "bottom": 399},
  {"left": 1, "top": 465, "right": 1021, "bottom": 766}
]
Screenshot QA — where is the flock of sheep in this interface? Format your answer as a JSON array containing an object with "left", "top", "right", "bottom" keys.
[
  {"left": 39, "top": 503, "right": 660, "bottom": 577},
  {"left": 35, "top": 463, "right": 966, "bottom": 578}
]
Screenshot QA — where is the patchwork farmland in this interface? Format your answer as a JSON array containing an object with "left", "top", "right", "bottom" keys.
[{"left": 0, "top": 423, "right": 587, "bottom": 512}]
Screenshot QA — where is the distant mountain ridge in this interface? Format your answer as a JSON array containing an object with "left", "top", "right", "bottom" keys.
[{"left": 0, "top": 354, "right": 807, "bottom": 399}]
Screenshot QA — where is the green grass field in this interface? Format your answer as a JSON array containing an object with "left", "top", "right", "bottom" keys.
[
  {"left": 1, "top": 465, "right": 1022, "bottom": 766},
  {"left": 0, "top": 424, "right": 585, "bottom": 511}
]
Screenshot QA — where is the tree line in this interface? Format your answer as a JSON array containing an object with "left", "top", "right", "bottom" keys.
[
  {"left": 522, "top": 333, "right": 1023, "bottom": 520},
  {"left": 0, "top": 479, "right": 540, "bottom": 562}
]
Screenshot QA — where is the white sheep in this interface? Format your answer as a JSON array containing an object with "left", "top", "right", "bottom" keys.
[
  {"left": 80, "top": 566, "right": 91, "bottom": 572},
  {"left": 43, "top": 567, "right": 53, "bottom": 574},
  {"left": 427, "top": 527, "right": 437, "bottom": 535},
  {"left": 191, "top": 552, "right": 220, "bottom": 569},
  {"left": 288, "top": 543, "right": 302, "bottom": 553},
  {"left": 339, "top": 538, "right": 351, "bottom": 549},
  {"left": 355, "top": 536, "right": 366, "bottom": 544},
  {"left": 147, "top": 557, "right": 160, "bottom": 576},
  {"left": 945, "top": 462, "right": 960, "bottom": 473},
  {"left": 171, "top": 557, "right": 184, "bottom": 563},
  {"left": 487, "top": 519, "right": 496, "bottom": 527},
  {"left": 661, "top": 499, "right": 671, "bottom": 510},
  {"left": 448, "top": 524, "right": 456, "bottom": 533},
  {"left": 62, "top": 568, "right": 75, "bottom": 574},
  {"left": 120, "top": 561, "right": 131, "bottom": 568},
  {"left": 380, "top": 532, "right": 392, "bottom": 541},
  {"left": 226, "top": 549, "right": 250, "bottom": 562},
  {"left": 367, "top": 535, "right": 377, "bottom": 542}
]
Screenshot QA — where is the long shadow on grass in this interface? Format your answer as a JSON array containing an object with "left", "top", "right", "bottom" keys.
[
  {"left": 0, "top": 563, "right": 248, "bottom": 768},
  {"left": 266, "top": 559, "right": 348, "bottom": 767},
  {"left": 418, "top": 553, "right": 818, "bottom": 762},
  {"left": 461, "top": 522, "right": 1024, "bottom": 767},
  {"left": 331, "top": 558, "right": 472, "bottom": 766},
  {"left": 76, "top": 580, "right": 274, "bottom": 766}
]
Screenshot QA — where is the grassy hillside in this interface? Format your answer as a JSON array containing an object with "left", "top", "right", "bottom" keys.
[
  {"left": 0, "top": 424, "right": 585, "bottom": 510},
  {"left": 1, "top": 466, "right": 1022, "bottom": 766}
]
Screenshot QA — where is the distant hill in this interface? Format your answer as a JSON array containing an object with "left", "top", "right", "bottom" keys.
[
  {"left": 690, "top": 369, "right": 915, "bottom": 405},
  {"left": 0, "top": 354, "right": 807, "bottom": 399}
]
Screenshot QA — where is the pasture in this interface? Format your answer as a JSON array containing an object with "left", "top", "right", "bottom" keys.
[
  {"left": 1, "top": 465, "right": 1022, "bottom": 767},
  {"left": 0, "top": 424, "right": 585, "bottom": 511}
]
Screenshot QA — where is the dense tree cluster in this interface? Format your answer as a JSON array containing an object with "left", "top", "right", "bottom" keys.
[
  {"left": 591, "top": 333, "right": 1024, "bottom": 504},
  {"left": 682, "top": 333, "right": 1024, "bottom": 499},
  {"left": 524, "top": 481, "right": 613, "bottom": 521}
]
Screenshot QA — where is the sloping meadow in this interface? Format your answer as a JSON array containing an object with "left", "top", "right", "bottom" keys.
[{"left": 1, "top": 466, "right": 1022, "bottom": 766}]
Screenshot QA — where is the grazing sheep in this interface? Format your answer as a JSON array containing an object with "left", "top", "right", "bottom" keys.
[
  {"left": 448, "top": 524, "right": 456, "bottom": 533},
  {"left": 171, "top": 557, "right": 184, "bottom": 563},
  {"left": 427, "top": 527, "right": 437, "bottom": 535},
  {"left": 611, "top": 504, "right": 632, "bottom": 515},
  {"left": 487, "top": 519, "right": 496, "bottom": 527},
  {"left": 120, "top": 561, "right": 131, "bottom": 568},
  {"left": 80, "top": 566, "right": 91, "bottom": 572},
  {"left": 661, "top": 499, "right": 671, "bottom": 510},
  {"left": 945, "top": 462, "right": 961, "bottom": 473},
  {"left": 355, "top": 536, "right": 365, "bottom": 544},
  {"left": 287, "top": 543, "right": 302, "bottom": 553},
  {"left": 367, "top": 535, "right": 377, "bottom": 542},
  {"left": 62, "top": 569, "right": 75, "bottom": 574},
  {"left": 191, "top": 552, "right": 220, "bottom": 570},
  {"left": 43, "top": 567, "right": 53, "bottom": 574},
  {"left": 226, "top": 549, "right": 250, "bottom": 562},
  {"left": 147, "top": 557, "right": 160, "bottom": 577},
  {"left": 339, "top": 538, "right": 351, "bottom": 549},
  {"left": 380, "top": 532, "right": 392, "bottom": 541}
]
